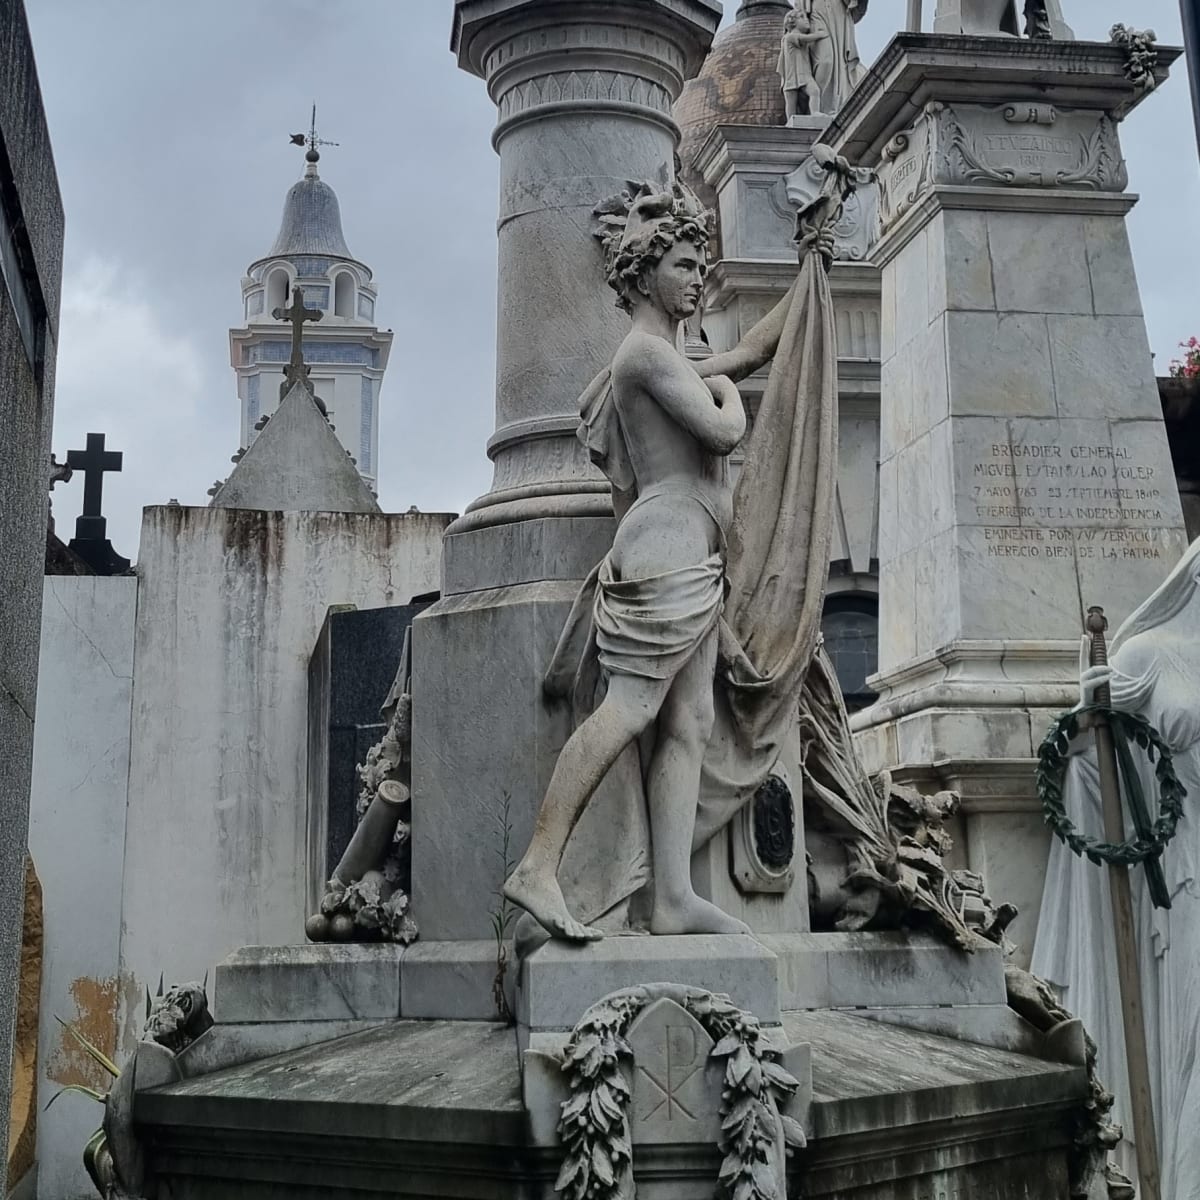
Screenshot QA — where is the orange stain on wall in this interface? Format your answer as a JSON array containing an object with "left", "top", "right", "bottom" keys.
[{"left": 48, "top": 975, "right": 123, "bottom": 1090}]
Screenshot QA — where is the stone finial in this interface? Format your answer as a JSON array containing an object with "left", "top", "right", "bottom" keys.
[
  {"left": 48, "top": 451, "right": 73, "bottom": 491},
  {"left": 1110, "top": 24, "right": 1159, "bottom": 98}
]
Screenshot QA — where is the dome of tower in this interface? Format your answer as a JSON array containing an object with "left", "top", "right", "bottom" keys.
[
  {"left": 266, "top": 153, "right": 354, "bottom": 260},
  {"left": 675, "top": 1, "right": 790, "bottom": 199}
]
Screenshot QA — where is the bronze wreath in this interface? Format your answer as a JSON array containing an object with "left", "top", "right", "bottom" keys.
[{"left": 1037, "top": 705, "right": 1185, "bottom": 886}]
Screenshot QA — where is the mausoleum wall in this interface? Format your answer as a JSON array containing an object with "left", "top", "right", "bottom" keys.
[
  {"left": 115, "top": 506, "right": 448, "bottom": 1049},
  {"left": 27, "top": 576, "right": 137, "bottom": 1200}
]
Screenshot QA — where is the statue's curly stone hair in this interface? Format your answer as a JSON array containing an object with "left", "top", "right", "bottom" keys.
[{"left": 594, "top": 183, "right": 712, "bottom": 315}]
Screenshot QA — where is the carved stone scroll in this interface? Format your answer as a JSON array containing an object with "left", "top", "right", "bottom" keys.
[{"left": 875, "top": 100, "right": 1128, "bottom": 236}]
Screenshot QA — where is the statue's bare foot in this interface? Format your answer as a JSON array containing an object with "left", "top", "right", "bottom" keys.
[
  {"left": 650, "top": 892, "right": 751, "bottom": 936},
  {"left": 504, "top": 864, "right": 602, "bottom": 943}
]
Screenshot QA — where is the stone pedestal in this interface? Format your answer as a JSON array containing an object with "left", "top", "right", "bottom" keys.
[
  {"left": 132, "top": 931, "right": 1089, "bottom": 1200},
  {"left": 413, "top": 1, "right": 721, "bottom": 940},
  {"left": 117, "top": 506, "right": 448, "bottom": 1047},
  {"left": 826, "top": 34, "right": 1188, "bottom": 961}
]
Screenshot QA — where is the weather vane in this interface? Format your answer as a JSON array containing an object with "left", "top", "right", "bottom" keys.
[{"left": 289, "top": 104, "right": 339, "bottom": 159}]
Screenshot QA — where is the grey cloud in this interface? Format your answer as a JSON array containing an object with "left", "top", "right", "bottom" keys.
[{"left": 24, "top": 0, "right": 1198, "bottom": 557}]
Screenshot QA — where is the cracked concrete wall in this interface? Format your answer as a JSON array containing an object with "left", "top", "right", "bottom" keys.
[
  {"left": 28, "top": 575, "right": 136, "bottom": 1200},
  {"left": 116, "top": 505, "right": 449, "bottom": 1046}
]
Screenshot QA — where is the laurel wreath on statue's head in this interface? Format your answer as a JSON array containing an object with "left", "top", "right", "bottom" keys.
[{"left": 1036, "top": 705, "right": 1186, "bottom": 869}]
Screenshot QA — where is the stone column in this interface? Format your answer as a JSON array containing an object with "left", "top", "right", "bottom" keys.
[
  {"left": 826, "top": 34, "right": 1188, "bottom": 962},
  {"left": 446, "top": 0, "right": 722, "bottom": 592},
  {"left": 410, "top": 1, "right": 720, "bottom": 941}
]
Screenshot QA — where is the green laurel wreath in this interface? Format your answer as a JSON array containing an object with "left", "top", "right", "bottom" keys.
[{"left": 1037, "top": 705, "right": 1186, "bottom": 876}]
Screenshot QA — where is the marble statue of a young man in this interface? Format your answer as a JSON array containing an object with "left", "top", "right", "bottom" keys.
[{"left": 504, "top": 186, "right": 830, "bottom": 942}]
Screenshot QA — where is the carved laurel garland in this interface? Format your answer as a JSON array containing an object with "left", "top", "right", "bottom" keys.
[{"left": 555, "top": 985, "right": 806, "bottom": 1200}]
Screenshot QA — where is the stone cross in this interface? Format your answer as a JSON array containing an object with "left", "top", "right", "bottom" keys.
[
  {"left": 67, "top": 432, "right": 122, "bottom": 529},
  {"left": 65, "top": 432, "right": 130, "bottom": 574},
  {"left": 272, "top": 284, "right": 322, "bottom": 396}
]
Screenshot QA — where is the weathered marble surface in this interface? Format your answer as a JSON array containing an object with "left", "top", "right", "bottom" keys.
[
  {"left": 205, "top": 931, "right": 1015, "bottom": 1035},
  {"left": 132, "top": 1012, "right": 1086, "bottom": 1199},
  {"left": 117, "top": 506, "right": 448, "bottom": 1048},
  {"left": 932, "top": 0, "right": 1073, "bottom": 39},
  {"left": 449, "top": 0, "right": 721, "bottom": 559},
  {"left": 210, "top": 381, "right": 381, "bottom": 514},
  {"left": 518, "top": 935, "right": 781, "bottom": 1030},
  {"left": 827, "top": 34, "right": 1187, "bottom": 965},
  {"left": 415, "top": 0, "right": 723, "bottom": 951},
  {"left": 762, "top": 930, "right": 1006, "bottom": 1009},
  {"left": 27, "top": 575, "right": 136, "bottom": 1200},
  {"left": 0, "top": 1, "right": 63, "bottom": 1184},
  {"left": 412, "top": 583, "right": 579, "bottom": 940},
  {"left": 216, "top": 945, "right": 405, "bottom": 1024}
]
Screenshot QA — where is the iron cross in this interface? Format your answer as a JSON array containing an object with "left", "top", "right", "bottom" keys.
[
  {"left": 273, "top": 284, "right": 322, "bottom": 390},
  {"left": 66, "top": 432, "right": 122, "bottom": 520}
]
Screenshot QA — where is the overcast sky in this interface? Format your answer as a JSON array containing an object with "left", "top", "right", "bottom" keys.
[{"left": 24, "top": 0, "right": 1200, "bottom": 559}]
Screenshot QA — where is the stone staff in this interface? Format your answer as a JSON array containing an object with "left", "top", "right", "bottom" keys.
[{"left": 1084, "top": 606, "right": 1161, "bottom": 1200}]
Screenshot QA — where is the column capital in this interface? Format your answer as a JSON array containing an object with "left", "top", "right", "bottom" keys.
[
  {"left": 824, "top": 33, "right": 1182, "bottom": 169},
  {"left": 453, "top": 0, "right": 721, "bottom": 145},
  {"left": 820, "top": 34, "right": 1181, "bottom": 263}
]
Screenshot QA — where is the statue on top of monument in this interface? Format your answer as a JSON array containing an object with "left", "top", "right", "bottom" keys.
[
  {"left": 779, "top": 7, "right": 830, "bottom": 119},
  {"left": 503, "top": 152, "right": 858, "bottom": 942},
  {"left": 933, "top": 0, "right": 1074, "bottom": 40},
  {"left": 782, "top": 0, "right": 867, "bottom": 119}
]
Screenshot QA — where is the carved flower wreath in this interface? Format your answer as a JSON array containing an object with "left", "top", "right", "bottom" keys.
[{"left": 555, "top": 984, "right": 806, "bottom": 1200}]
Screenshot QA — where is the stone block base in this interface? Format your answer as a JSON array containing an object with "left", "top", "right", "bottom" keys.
[
  {"left": 215, "top": 945, "right": 404, "bottom": 1023},
  {"left": 763, "top": 931, "right": 1007, "bottom": 1010},
  {"left": 134, "top": 1011, "right": 1088, "bottom": 1200},
  {"left": 518, "top": 934, "right": 782, "bottom": 1030},
  {"left": 211, "top": 932, "right": 1015, "bottom": 1032}
]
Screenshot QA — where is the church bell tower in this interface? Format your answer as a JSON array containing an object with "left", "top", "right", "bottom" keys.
[{"left": 229, "top": 114, "right": 392, "bottom": 492}]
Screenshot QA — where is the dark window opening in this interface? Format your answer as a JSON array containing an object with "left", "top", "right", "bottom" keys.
[
  {"left": 821, "top": 593, "right": 879, "bottom": 713},
  {"left": 0, "top": 129, "right": 46, "bottom": 375}
]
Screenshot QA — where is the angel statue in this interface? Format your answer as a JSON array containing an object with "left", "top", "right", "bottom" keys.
[{"left": 1033, "top": 538, "right": 1200, "bottom": 1197}]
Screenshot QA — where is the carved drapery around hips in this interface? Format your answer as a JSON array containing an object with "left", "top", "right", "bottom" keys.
[{"left": 875, "top": 99, "right": 1129, "bottom": 238}]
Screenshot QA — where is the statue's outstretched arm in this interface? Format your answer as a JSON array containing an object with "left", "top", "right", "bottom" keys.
[{"left": 693, "top": 278, "right": 799, "bottom": 383}]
